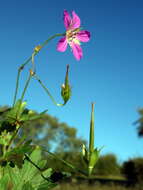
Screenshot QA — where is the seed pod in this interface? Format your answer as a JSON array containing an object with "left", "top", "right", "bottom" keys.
[{"left": 61, "top": 65, "right": 71, "bottom": 104}]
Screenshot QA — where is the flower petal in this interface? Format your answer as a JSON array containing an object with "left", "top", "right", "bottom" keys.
[
  {"left": 71, "top": 11, "right": 81, "bottom": 29},
  {"left": 63, "top": 10, "right": 72, "bottom": 30},
  {"left": 57, "top": 37, "right": 68, "bottom": 52},
  {"left": 71, "top": 42, "right": 83, "bottom": 60},
  {"left": 77, "top": 30, "right": 90, "bottom": 42}
]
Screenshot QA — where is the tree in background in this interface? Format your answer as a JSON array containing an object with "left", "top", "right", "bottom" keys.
[
  {"left": 93, "top": 154, "right": 121, "bottom": 176},
  {"left": 122, "top": 157, "right": 143, "bottom": 185},
  {"left": 0, "top": 106, "right": 122, "bottom": 176},
  {"left": 0, "top": 106, "right": 86, "bottom": 153},
  {"left": 134, "top": 108, "right": 143, "bottom": 137}
]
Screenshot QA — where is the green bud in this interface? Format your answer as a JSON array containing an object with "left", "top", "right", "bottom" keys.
[{"left": 61, "top": 65, "right": 71, "bottom": 104}]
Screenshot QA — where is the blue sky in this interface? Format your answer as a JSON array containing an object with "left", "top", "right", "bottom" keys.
[{"left": 0, "top": 0, "right": 143, "bottom": 162}]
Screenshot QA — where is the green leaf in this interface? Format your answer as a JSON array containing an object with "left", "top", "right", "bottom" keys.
[
  {"left": 42, "top": 168, "right": 53, "bottom": 178},
  {"left": 0, "top": 174, "right": 9, "bottom": 190},
  {"left": 37, "top": 182, "right": 57, "bottom": 190},
  {"left": 5, "top": 142, "right": 35, "bottom": 168},
  {"left": 20, "top": 110, "right": 48, "bottom": 122},
  {"left": 19, "top": 147, "right": 42, "bottom": 183},
  {"left": 14, "top": 100, "right": 27, "bottom": 119},
  {"left": 7, "top": 100, "right": 26, "bottom": 120},
  {"left": 22, "top": 182, "right": 34, "bottom": 190},
  {"left": 7, "top": 166, "right": 21, "bottom": 187}
]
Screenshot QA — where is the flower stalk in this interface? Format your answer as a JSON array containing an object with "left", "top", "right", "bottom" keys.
[
  {"left": 13, "top": 33, "right": 65, "bottom": 107},
  {"left": 33, "top": 64, "right": 71, "bottom": 107}
]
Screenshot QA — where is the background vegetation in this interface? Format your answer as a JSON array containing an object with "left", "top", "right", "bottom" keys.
[{"left": 1, "top": 105, "right": 143, "bottom": 189}]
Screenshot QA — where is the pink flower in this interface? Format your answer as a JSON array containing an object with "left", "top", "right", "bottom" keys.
[{"left": 57, "top": 10, "right": 90, "bottom": 61}]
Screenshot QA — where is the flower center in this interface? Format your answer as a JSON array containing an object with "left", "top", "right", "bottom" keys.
[{"left": 66, "top": 28, "right": 80, "bottom": 44}]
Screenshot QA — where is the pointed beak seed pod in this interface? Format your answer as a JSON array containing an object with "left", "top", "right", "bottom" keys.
[
  {"left": 61, "top": 65, "right": 71, "bottom": 104},
  {"left": 81, "top": 102, "right": 103, "bottom": 176}
]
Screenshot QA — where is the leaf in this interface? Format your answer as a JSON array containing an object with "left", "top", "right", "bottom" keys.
[
  {"left": 5, "top": 100, "right": 27, "bottom": 124},
  {"left": 42, "top": 168, "right": 53, "bottom": 178},
  {"left": 14, "top": 100, "right": 27, "bottom": 119},
  {"left": 20, "top": 110, "right": 48, "bottom": 122},
  {"left": 22, "top": 182, "right": 34, "bottom": 190},
  {"left": 7, "top": 166, "right": 21, "bottom": 187},
  {"left": 37, "top": 182, "right": 57, "bottom": 190},
  {"left": 19, "top": 147, "right": 42, "bottom": 183},
  {"left": 37, "top": 160, "right": 47, "bottom": 169},
  {"left": 5, "top": 142, "right": 35, "bottom": 168},
  {"left": 0, "top": 174, "right": 9, "bottom": 190}
]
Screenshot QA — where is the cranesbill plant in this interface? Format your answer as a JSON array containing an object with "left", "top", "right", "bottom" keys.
[{"left": 0, "top": 10, "right": 101, "bottom": 190}]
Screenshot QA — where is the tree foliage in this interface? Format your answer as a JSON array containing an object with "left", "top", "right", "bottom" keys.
[
  {"left": 93, "top": 154, "right": 121, "bottom": 176},
  {"left": 122, "top": 157, "right": 143, "bottom": 185},
  {"left": 0, "top": 105, "right": 86, "bottom": 153},
  {"left": 134, "top": 108, "right": 143, "bottom": 137}
]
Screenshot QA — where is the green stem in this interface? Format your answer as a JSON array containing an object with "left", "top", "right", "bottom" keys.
[
  {"left": 34, "top": 74, "right": 64, "bottom": 107},
  {"left": 89, "top": 103, "right": 95, "bottom": 153},
  {"left": 13, "top": 66, "right": 24, "bottom": 106},
  {"left": 6, "top": 125, "right": 20, "bottom": 151},
  {"left": 7, "top": 75, "right": 32, "bottom": 151},
  {"left": 20, "top": 73, "right": 31, "bottom": 104},
  {"left": 12, "top": 33, "right": 65, "bottom": 106},
  {"left": 41, "top": 147, "right": 88, "bottom": 176}
]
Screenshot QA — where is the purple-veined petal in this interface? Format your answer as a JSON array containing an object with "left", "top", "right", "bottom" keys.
[
  {"left": 77, "top": 30, "right": 90, "bottom": 42},
  {"left": 63, "top": 10, "right": 72, "bottom": 30},
  {"left": 71, "top": 42, "right": 83, "bottom": 61},
  {"left": 71, "top": 11, "right": 81, "bottom": 29},
  {"left": 57, "top": 37, "right": 68, "bottom": 52}
]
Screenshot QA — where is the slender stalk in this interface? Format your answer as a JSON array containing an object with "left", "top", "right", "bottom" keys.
[
  {"left": 12, "top": 33, "right": 65, "bottom": 106},
  {"left": 6, "top": 125, "right": 20, "bottom": 151},
  {"left": 41, "top": 147, "right": 88, "bottom": 176},
  {"left": 7, "top": 74, "right": 32, "bottom": 151},
  {"left": 13, "top": 66, "right": 24, "bottom": 106},
  {"left": 19, "top": 73, "right": 31, "bottom": 104},
  {"left": 34, "top": 74, "right": 64, "bottom": 107},
  {"left": 89, "top": 103, "right": 95, "bottom": 153},
  {"left": 12, "top": 58, "right": 32, "bottom": 107}
]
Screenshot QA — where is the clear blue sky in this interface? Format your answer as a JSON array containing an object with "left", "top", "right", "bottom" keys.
[{"left": 0, "top": 0, "right": 143, "bottom": 162}]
